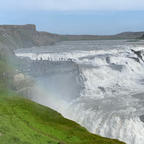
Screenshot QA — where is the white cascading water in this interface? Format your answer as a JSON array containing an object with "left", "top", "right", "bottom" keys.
[{"left": 15, "top": 40, "right": 144, "bottom": 144}]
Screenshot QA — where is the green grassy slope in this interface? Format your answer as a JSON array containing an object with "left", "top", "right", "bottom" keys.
[{"left": 0, "top": 90, "right": 125, "bottom": 144}]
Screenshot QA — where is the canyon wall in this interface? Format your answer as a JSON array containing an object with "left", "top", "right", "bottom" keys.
[
  {"left": 0, "top": 24, "right": 144, "bottom": 52},
  {"left": 0, "top": 24, "right": 61, "bottom": 50}
]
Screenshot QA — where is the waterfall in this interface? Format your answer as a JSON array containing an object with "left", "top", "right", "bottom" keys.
[{"left": 15, "top": 40, "right": 144, "bottom": 144}]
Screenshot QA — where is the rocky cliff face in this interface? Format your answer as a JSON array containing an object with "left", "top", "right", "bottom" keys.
[
  {"left": 0, "top": 24, "right": 61, "bottom": 50},
  {"left": 0, "top": 24, "right": 144, "bottom": 52}
]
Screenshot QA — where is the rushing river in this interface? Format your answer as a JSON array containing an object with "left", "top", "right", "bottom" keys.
[{"left": 15, "top": 40, "right": 144, "bottom": 144}]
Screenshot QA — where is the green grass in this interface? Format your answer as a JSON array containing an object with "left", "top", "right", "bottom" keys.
[{"left": 0, "top": 90, "right": 125, "bottom": 144}]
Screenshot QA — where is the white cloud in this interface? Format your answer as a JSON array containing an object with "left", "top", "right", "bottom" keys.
[{"left": 1, "top": 0, "right": 144, "bottom": 10}]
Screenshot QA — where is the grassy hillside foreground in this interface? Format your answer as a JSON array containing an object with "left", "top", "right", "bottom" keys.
[{"left": 0, "top": 90, "right": 125, "bottom": 144}]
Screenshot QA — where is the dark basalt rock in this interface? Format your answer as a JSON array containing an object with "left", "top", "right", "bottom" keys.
[
  {"left": 98, "top": 87, "right": 106, "bottom": 93},
  {"left": 131, "top": 49, "right": 144, "bottom": 62},
  {"left": 140, "top": 115, "right": 144, "bottom": 123},
  {"left": 106, "top": 56, "right": 111, "bottom": 64},
  {"left": 128, "top": 57, "right": 140, "bottom": 63},
  {"left": 139, "top": 34, "right": 144, "bottom": 39}
]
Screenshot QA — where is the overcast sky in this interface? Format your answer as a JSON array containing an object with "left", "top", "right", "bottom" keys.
[{"left": 0, "top": 0, "right": 144, "bottom": 34}]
